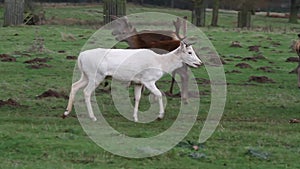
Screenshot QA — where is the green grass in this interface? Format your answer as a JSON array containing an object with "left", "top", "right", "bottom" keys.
[{"left": 1, "top": 3, "right": 300, "bottom": 169}]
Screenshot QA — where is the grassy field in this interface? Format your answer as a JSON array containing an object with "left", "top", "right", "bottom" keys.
[{"left": 1, "top": 3, "right": 300, "bottom": 169}]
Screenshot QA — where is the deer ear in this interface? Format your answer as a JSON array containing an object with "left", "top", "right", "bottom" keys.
[{"left": 180, "top": 41, "right": 186, "bottom": 50}]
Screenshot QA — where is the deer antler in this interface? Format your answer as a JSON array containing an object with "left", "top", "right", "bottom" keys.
[{"left": 173, "top": 17, "right": 187, "bottom": 41}]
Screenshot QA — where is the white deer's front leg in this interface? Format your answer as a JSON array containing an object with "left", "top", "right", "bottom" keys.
[
  {"left": 143, "top": 82, "right": 164, "bottom": 120},
  {"left": 133, "top": 84, "right": 143, "bottom": 122}
]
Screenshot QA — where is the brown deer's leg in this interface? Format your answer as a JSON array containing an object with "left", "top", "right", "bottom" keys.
[
  {"left": 297, "top": 64, "right": 300, "bottom": 88},
  {"left": 169, "top": 71, "right": 176, "bottom": 95},
  {"left": 179, "top": 65, "right": 189, "bottom": 104}
]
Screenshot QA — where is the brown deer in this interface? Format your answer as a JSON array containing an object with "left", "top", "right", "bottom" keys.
[{"left": 111, "top": 16, "right": 192, "bottom": 103}]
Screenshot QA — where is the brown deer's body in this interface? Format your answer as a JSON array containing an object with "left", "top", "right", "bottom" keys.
[
  {"left": 111, "top": 17, "right": 190, "bottom": 102},
  {"left": 123, "top": 32, "right": 179, "bottom": 50}
]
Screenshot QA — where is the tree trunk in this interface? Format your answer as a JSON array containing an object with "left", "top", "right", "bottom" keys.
[
  {"left": 289, "top": 0, "right": 299, "bottom": 23},
  {"left": 237, "top": 1, "right": 252, "bottom": 28},
  {"left": 211, "top": 0, "right": 219, "bottom": 26},
  {"left": 3, "top": 0, "right": 25, "bottom": 27},
  {"left": 192, "top": 0, "right": 206, "bottom": 27},
  {"left": 103, "top": 0, "right": 126, "bottom": 24},
  {"left": 170, "top": 0, "right": 174, "bottom": 8}
]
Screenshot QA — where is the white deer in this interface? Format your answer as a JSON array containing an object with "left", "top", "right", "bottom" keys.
[{"left": 63, "top": 41, "right": 201, "bottom": 122}]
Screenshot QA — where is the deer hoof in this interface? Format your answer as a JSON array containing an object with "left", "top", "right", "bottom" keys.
[
  {"left": 91, "top": 117, "right": 97, "bottom": 122},
  {"left": 61, "top": 114, "right": 67, "bottom": 119}
]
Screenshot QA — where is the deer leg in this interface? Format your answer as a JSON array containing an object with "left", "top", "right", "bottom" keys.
[
  {"left": 179, "top": 65, "right": 189, "bottom": 104},
  {"left": 133, "top": 84, "right": 143, "bottom": 122},
  {"left": 83, "top": 76, "right": 104, "bottom": 121},
  {"left": 169, "top": 71, "right": 177, "bottom": 95},
  {"left": 63, "top": 73, "right": 88, "bottom": 118},
  {"left": 297, "top": 64, "right": 300, "bottom": 88},
  {"left": 143, "top": 82, "right": 164, "bottom": 120}
]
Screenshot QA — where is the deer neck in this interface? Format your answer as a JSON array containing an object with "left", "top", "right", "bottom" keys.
[{"left": 159, "top": 48, "right": 183, "bottom": 73}]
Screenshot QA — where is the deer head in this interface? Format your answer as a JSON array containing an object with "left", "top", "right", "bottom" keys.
[{"left": 111, "top": 16, "right": 137, "bottom": 41}]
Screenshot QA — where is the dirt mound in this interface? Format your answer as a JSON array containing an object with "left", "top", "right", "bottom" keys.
[
  {"left": 0, "top": 54, "right": 16, "bottom": 62},
  {"left": 286, "top": 57, "right": 299, "bottom": 62},
  {"left": 0, "top": 99, "right": 21, "bottom": 107},
  {"left": 26, "top": 63, "right": 52, "bottom": 69},
  {"left": 195, "top": 78, "right": 211, "bottom": 85},
  {"left": 207, "top": 57, "right": 226, "bottom": 66},
  {"left": 248, "top": 45, "right": 260, "bottom": 52},
  {"left": 66, "top": 55, "right": 77, "bottom": 60},
  {"left": 230, "top": 41, "right": 242, "bottom": 48},
  {"left": 37, "top": 89, "right": 68, "bottom": 99},
  {"left": 271, "top": 41, "right": 281, "bottom": 47},
  {"left": 257, "top": 66, "right": 275, "bottom": 73},
  {"left": 58, "top": 50, "right": 66, "bottom": 53},
  {"left": 242, "top": 57, "right": 257, "bottom": 62},
  {"left": 24, "top": 57, "right": 51, "bottom": 64},
  {"left": 248, "top": 76, "right": 275, "bottom": 83},
  {"left": 254, "top": 54, "right": 267, "bottom": 60},
  {"left": 235, "top": 63, "right": 252, "bottom": 69}
]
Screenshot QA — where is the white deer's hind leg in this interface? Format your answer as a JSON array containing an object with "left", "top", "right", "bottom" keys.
[
  {"left": 144, "top": 82, "right": 164, "bottom": 120},
  {"left": 63, "top": 74, "right": 88, "bottom": 118},
  {"left": 83, "top": 76, "right": 104, "bottom": 121},
  {"left": 133, "top": 84, "right": 143, "bottom": 122}
]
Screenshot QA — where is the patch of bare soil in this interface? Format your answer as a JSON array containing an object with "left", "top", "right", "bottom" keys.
[
  {"left": 0, "top": 98, "right": 21, "bottom": 107},
  {"left": 26, "top": 63, "right": 52, "bottom": 69},
  {"left": 66, "top": 56, "right": 77, "bottom": 60},
  {"left": 257, "top": 66, "right": 275, "bottom": 73},
  {"left": 271, "top": 41, "right": 281, "bottom": 47},
  {"left": 58, "top": 50, "right": 66, "bottom": 53},
  {"left": 24, "top": 57, "right": 51, "bottom": 64},
  {"left": 248, "top": 76, "right": 275, "bottom": 83},
  {"left": 233, "top": 56, "right": 243, "bottom": 59},
  {"left": 254, "top": 54, "right": 267, "bottom": 60},
  {"left": 195, "top": 78, "right": 211, "bottom": 85},
  {"left": 248, "top": 45, "right": 260, "bottom": 52},
  {"left": 242, "top": 57, "right": 257, "bottom": 62},
  {"left": 204, "top": 54, "right": 226, "bottom": 66},
  {"left": 235, "top": 63, "right": 252, "bottom": 69},
  {"left": 37, "top": 89, "right": 68, "bottom": 99},
  {"left": 230, "top": 41, "right": 242, "bottom": 48},
  {"left": 24, "top": 57, "right": 52, "bottom": 69},
  {"left": 286, "top": 57, "right": 299, "bottom": 63},
  {"left": 0, "top": 54, "right": 16, "bottom": 62},
  {"left": 290, "top": 119, "right": 300, "bottom": 123}
]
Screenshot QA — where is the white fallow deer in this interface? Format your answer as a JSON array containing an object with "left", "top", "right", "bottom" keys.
[
  {"left": 63, "top": 41, "right": 201, "bottom": 122},
  {"left": 111, "top": 16, "right": 191, "bottom": 103}
]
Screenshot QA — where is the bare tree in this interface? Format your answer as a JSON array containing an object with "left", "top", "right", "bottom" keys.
[
  {"left": 237, "top": 1, "right": 254, "bottom": 28},
  {"left": 3, "top": 0, "right": 25, "bottom": 26},
  {"left": 289, "top": 0, "right": 300, "bottom": 23},
  {"left": 103, "top": 0, "right": 126, "bottom": 24},
  {"left": 192, "top": 0, "right": 206, "bottom": 26},
  {"left": 211, "top": 0, "right": 220, "bottom": 26}
]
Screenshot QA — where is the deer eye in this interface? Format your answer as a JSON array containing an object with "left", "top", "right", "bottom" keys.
[{"left": 188, "top": 52, "right": 192, "bottom": 55}]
